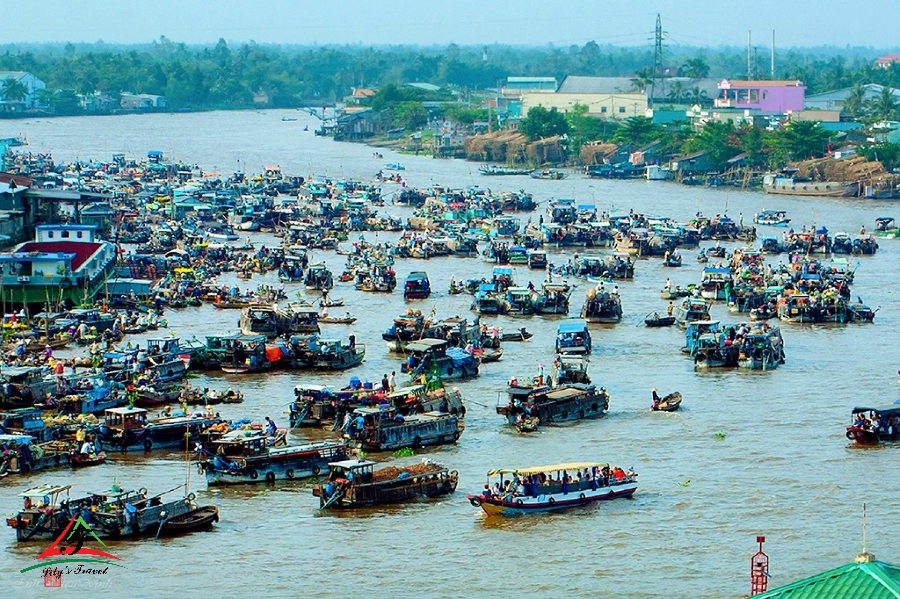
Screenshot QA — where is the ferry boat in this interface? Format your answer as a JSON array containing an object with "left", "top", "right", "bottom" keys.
[
  {"left": 556, "top": 318, "right": 591, "bottom": 354},
  {"left": 846, "top": 406, "right": 900, "bottom": 445},
  {"left": 403, "top": 271, "right": 431, "bottom": 299},
  {"left": 580, "top": 289, "right": 623, "bottom": 324},
  {"left": 313, "top": 459, "right": 458, "bottom": 509},
  {"left": 200, "top": 432, "right": 347, "bottom": 485},
  {"left": 97, "top": 406, "right": 221, "bottom": 452},
  {"left": 497, "top": 380, "right": 609, "bottom": 425},
  {"left": 467, "top": 462, "right": 637, "bottom": 516},
  {"left": 342, "top": 406, "right": 462, "bottom": 451},
  {"left": 0, "top": 224, "right": 117, "bottom": 306}
]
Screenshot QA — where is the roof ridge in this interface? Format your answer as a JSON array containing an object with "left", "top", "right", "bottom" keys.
[{"left": 861, "top": 562, "right": 900, "bottom": 597}]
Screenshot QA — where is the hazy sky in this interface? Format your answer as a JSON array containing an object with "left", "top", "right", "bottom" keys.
[{"left": 7, "top": 0, "right": 900, "bottom": 49}]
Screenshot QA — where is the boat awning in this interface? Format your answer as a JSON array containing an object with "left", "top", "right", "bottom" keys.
[
  {"left": 488, "top": 462, "right": 609, "bottom": 476},
  {"left": 852, "top": 405, "right": 900, "bottom": 416},
  {"left": 19, "top": 484, "right": 72, "bottom": 497}
]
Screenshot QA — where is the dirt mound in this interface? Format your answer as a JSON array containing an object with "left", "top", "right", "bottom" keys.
[
  {"left": 581, "top": 142, "right": 619, "bottom": 165},
  {"left": 789, "top": 155, "right": 886, "bottom": 181},
  {"left": 372, "top": 462, "right": 444, "bottom": 482}
]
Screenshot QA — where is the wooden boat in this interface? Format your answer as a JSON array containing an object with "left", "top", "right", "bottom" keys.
[
  {"left": 71, "top": 450, "right": 107, "bottom": 468},
  {"left": 644, "top": 312, "right": 676, "bottom": 327},
  {"left": 473, "top": 348, "right": 503, "bottom": 363},
  {"left": 467, "top": 462, "right": 637, "bottom": 516},
  {"left": 498, "top": 381, "right": 609, "bottom": 425},
  {"left": 499, "top": 328, "right": 533, "bottom": 342},
  {"left": 313, "top": 459, "right": 458, "bottom": 509},
  {"left": 214, "top": 300, "right": 252, "bottom": 310},
  {"left": 663, "top": 253, "right": 683, "bottom": 267},
  {"left": 158, "top": 506, "right": 219, "bottom": 536},
  {"left": 515, "top": 416, "right": 539, "bottom": 433},
  {"left": 652, "top": 391, "right": 681, "bottom": 412},
  {"left": 846, "top": 406, "right": 900, "bottom": 445},
  {"left": 319, "top": 315, "right": 357, "bottom": 325},
  {"left": 660, "top": 286, "right": 692, "bottom": 300},
  {"left": 322, "top": 297, "right": 345, "bottom": 307}
]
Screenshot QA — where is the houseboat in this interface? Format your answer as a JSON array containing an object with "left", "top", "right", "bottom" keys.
[
  {"left": 497, "top": 380, "right": 609, "bottom": 426},
  {"left": 467, "top": 462, "right": 637, "bottom": 516},
  {"left": 556, "top": 318, "right": 592, "bottom": 355},
  {"left": 699, "top": 267, "right": 731, "bottom": 301},
  {"left": 97, "top": 406, "right": 221, "bottom": 452},
  {"left": 505, "top": 287, "right": 535, "bottom": 316},
  {"left": 527, "top": 249, "right": 548, "bottom": 269},
  {"left": 200, "top": 433, "right": 347, "bottom": 485},
  {"left": 580, "top": 289, "right": 623, "bottom": 324},
  {"left": 0, "top": 224, "right": 117, "bottom": 307},
  {"left": 754, "top": 210, "right": 791, "bottom": 226},
  {"left": 401, "top": 338, "right": 480, "bottom": 380},
  {"left": 737, "top": 326, "right": 786, "bottom": 370},
  {"left": 763, "top": 173, "right": 859, "bottom": 197},
  {"left": 313, "top": 459, "right": 458, "bottom": 509},
  {"left": 342, "top": 407, "right": 462, "bottom": 451},
  {"left": 403, "top": 271, "right": 431, "bottom": 300},
  {"left": 534, "top": 282, "right": 571, "bottom": 314}
]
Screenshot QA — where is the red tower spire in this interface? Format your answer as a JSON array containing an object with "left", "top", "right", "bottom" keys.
[{"left": 750, "top": 535, "right": 769, "bottom": 595}]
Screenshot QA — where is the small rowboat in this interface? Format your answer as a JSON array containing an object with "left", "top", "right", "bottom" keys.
[
  {"left": 319, "top": 316, "right": 357, "bottom": 324},
  {"left": 644, "top": 312, "right": 676, "bottom": 327},
  {"left": 322, "top": 298, "right": 345, "bottom": 307},
  {"left": 652, "top": 392, "right": 682, "bottom": 412},
  {"left": 660, "top": 287, "right": 692, "bottom": 300},
  {"left": 71, "top": 451, "right": 107, "bottom": 469},
  {"left": 158, "top": 506, "right": 219, "bottom": 536},
  {"left": 237, "top": 272, "right": 253, "bottom": 280},
  {"left": 516, "top": 416, "right": 539, "bottom": 433},
  {"left": 500, "top": 329, "right": 533, "bottom": 342},
  {"left": 476, "top": 348, "right": 503, "bottom": 363}
]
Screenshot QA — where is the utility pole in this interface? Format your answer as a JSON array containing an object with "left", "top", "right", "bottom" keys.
[{"left": 651, "top": 13, "right": 664, "bottom": 107}]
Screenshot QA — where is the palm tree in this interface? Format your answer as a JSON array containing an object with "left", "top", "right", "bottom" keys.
[
  {"left": 841, "top": 83, "right": 868, "bottom": 118},
  {"left": 682, "top": 58, "right": 710, "bottom": 80},
  {"left": 870, "top": 86, "right": 899, "bottom": 121},
  {"left": 688, "top": 86, "right": 709, "bottom": 107},
  {"left": 667, "top": 80, "right": 686, "bottom": 104},
  {"left": 1, "top": 77, "right": 28, "bottom": 104},
  {"left": 630, "top": 67, "right": 654, "bottom": 94}
]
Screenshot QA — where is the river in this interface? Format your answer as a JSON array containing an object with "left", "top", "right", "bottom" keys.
[{"left": 3, "top": 109, "right": 899, "bottom": 598}]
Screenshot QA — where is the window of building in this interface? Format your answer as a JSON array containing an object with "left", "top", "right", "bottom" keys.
[
  {"left": 618, "top": 106, "right": 626, "bottom": 113},
  {"left": 77, "top": 231, "right": 83, "bottom": 239},
  {"left": 47, "top": 231, "right": 54, "bottom": 238},
  {"left": 61, "top": 230, "right": 70, "bottom": 238},
  {"left": 600, "top": 106, "right": 607, "bottom": 113},
  {"left": 762, "top": 91, "right": 768, "bottom": 100}
]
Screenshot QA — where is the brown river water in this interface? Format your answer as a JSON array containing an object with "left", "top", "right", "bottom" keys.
[{"left": 3, "top": 109, "right": 900, "bottom": 598}]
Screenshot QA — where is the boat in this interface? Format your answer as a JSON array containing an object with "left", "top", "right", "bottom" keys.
[
  {"left": 304, "top": 262, "right": 334, "bottom": 291},
  {"left": 97, "top": 406, "right": 222, "bottom": 452},
  {"left": 322, "top": 297, "right": 345, "bottom": 308},
  {"left": 479, "top": 164, "right": 533, "bottom": 176},
  {"left": 308, "top": 338, "right": 366, "bottom": 371},
  {"left": 313, "top": 459, "right": 458, "bottom": 509},
  {"left": 762, "top": 173, "right": 859, "bottom": 197},
  {"left": 527, "top": 249, "right": 548, "bottom": 269},
  {"left": 6, "top": 484, "right": 76, "bottom": 541},
  {"left": 663, "top": 252, "right": 683, "bottom": 267},
  {"left": 341, "top": 406, "right": 462, "bottom": 451},
  {"left": 644, "top": 312, "right": 676, "bottom": 327},
  {"left": 651, "top": 390, "right": 681, "bottom": 412},
  {"left": 554, "top": 354, "right": 591, "bottom": 386},
  {"left": 853, "top": 236, "right": 878, "bottom": 255},
  {"left": 403, "top": 271, "right": 431, "bottom": 300},
  {"left": 846, "top": 405, "right": 900, "bottom": 445},
  {"left": 580, "top": 288, "right": 623, "bottom": 324},
  {"left": 157, "top": 506, "right": 219, "bottom": 536},
  {"left": 497, "top": 380, "right": 609, "bottom": 425},
  {"left": 660, "top": 286, "right": 693, "bottom": 300},
  {"left": 699, "top": 267, "right": 731, "bottom": 301},
  {"left": 673, "top": 297, "right": 711, "bottom": 327},
  {"left": 319, "top": 314, "right": 357, "bottom": 325},
  {"left": 499, "top": 328, "right": 533, "bottom": 342},
  {"left": 200, "top": 432, "right": 347, "bottom": 485},
  {"left": 531, "top": 169, "right": 567, "bottom": 180},
  {"left": 754, "top": 210, "right": 791, "bottom": 226},
  {"left": 555, "top": 318, "right": 591, "bottom": 354},
  {"left": 736, "top": 325, "right": 786, "bottom": 370},
  {"left": 832, "top": 232, "right": 853, "bottom": 254},
  {"left": 219, "top": 334, "right": 281, "bottom": 374},
  {"left": 466, "top": 462, "right": 637, "bottom": 516},
  {"left": 70, "top": 449, "right": 107, "bottom": 469},
  {"left": 874, "top": 217, "right": 899, "bottom": 239},
  {"left": 385, "top": 163, "right": 405, "bottom": 171},
  {"left": 533, "top": 282, "right": 572, "bottom": 315},
  {"left": 471, "top": 347, "right": 503, "bottom": 363},
  {"left": 239, "top": 304, "right": 279, "bottom": 337},
  {"left": 402, "top": 338, "right": 479, "bottom": 380},
  {"left": 516, "top": 416, "right": 540, "bottom": 433}
]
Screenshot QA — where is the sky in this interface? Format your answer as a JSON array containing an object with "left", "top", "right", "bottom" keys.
[{"left": 6, "top": 0, "right": 900, "bottom": 50}]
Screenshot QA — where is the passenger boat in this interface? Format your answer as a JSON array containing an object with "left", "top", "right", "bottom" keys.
[
  {"left": 555, "top": 318, "right": 591, "bottom": 354},
  {"left": 497, "top": 380, "right": 609, "bottom": 425},
  {"left": 499, "top": 328, "right": 533, "bottom": 342},
  {"left": 762, "top": 174, "right": 859, "bottom": 197},
  {"left": 531, "top": 169, "right": 567, "bottom": 180},
  {"left": 472, "top": 286, "right": 507, "bottom": 315},
  {"left": 401, "top": 338, "right": 479, "bottom": 380},
  {"left": 580, "top": 289, "right": 623, "bottom": 324},
  {"left": 504, "top": 287, "right": 535, "bottom": 315},
  {"left": 754, "top": 210, "right": 791, "bottom": 226},
  {"left": 200, "top": 432, "right": 347, "bottom": 485},
  {"left": 318, "top": 314, "right": 357, "bottom": 325},
  {"left": 309, "top": 338, "right": 366, "bottom": 371},
  {"left": 403, "top": 271, "right": 431, "bottom": 299},
  {"left": 874, "top": 217, "right": 899, "bottom": 239},
  {"left": 663, "top": 253, "right": 683, "bottom": 267},
  {"left": 527, "top": 249, "right": 548, "bottom": 269},
  {"left": 853, "top": 236, "right": 878, "bottom": 255},
  {"left": 644, "top": 312, "right": 676, "bottom": 327},
  {"left": 554, "top": 354, "right": 591, "bottom": 385},
  {"left": 98, "top": 406, "right": 221, "bottom": 452},
  {"left": 313, "top": 459, "right": 458, "bottom": 509},
  {"left": 846, "top": 405, "right": 900, "bottom": 445},
  {"left": 831, "top": 232, "right": 853, "bottom": 254},
  {"left": 479, "top": 164, "right": 533, "bottom": 176},
  {"left": 651, "top": 391, "right": 681, "bottom": 412},
  {"left": 466, "top": 462, "right": 637, "bottom": 516},
  {"left": 6, "top": 484, "right": 76, "bottom": 541},
  {"left": 736, "top": 326, "right": 786, "bottom": 370},
  {"left": 219, "top": 334, "right": 280, "bottom": 373},
  {"left": 341, "top": 407, "right": 462, "bottom": 451},
  {"left": 533, "top": 282, "right": 572, "bottom": 314},
  {"left": 699, "top": 267, "right": 731, "bottom": 301},
  {"left": 239, "top": 304, "right": 279, "bottom": 337}
]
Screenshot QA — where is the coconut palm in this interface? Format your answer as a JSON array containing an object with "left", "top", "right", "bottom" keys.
[
  {"left": 667, "top": 80, "right": 686, "bottom": 104},
  {"left": 682, "top": 58, "right": 710, "bottom": 80},
  {"left": 1, "top": 77, "right": 28, "bottom": 104},
  {"left": 630, "top": 67, "right": 654, "bottom": 94},
  {"left": 688, "top": 86, "right": 709, "bottom": 107},
  {"left": 841, "top": 83, "right": 868, "bottom": 118},
  {"left": 870, "top": 86, "right": 899, "bottom": 121}
]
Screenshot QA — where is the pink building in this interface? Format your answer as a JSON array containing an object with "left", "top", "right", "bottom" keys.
[{"left": 715, "top": 79, "right": 806, "bottom": 113}]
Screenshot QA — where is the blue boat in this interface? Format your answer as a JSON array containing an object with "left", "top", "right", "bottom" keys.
[{"left": 556, "top": 318, "right": 592, "bottom": 355}]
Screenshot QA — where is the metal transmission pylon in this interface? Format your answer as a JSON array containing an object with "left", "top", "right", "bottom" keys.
[{"left": 651, "top": 13, "right": 665, "bottom": 107}]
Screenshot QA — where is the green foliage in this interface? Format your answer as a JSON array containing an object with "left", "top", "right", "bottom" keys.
[
  {"left": 611, "top": 116, "right": 660, "bottom": 146},
  {"left": 685, "top": 120, "right": 742, "bottom": 169},
  {"left": 519, "top": 105, "right": 570, "bottom": 141},
  {"left": 565, "top": 104, "right": 609, "bottom": 151},
  {"left": 1, "top": 77, "right": 27, "bottom": 102},
  {"left": 391, "top": 101, "right": 428, "bottom": 130},
  {"left": 859, "top": 143, "right": 900, "bottom": 171},
  {"left": 393, "top": 447, "right": 415, "bottom": 458},
  {"left": 779, "top": 120, "right": 832, "bottom": 160},
  {"left": 444, "top": 105, "right": 488, "bottom": 125}
]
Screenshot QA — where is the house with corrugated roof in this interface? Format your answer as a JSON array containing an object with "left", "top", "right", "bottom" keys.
[
  {"left": 0, "top": 71, "right": 46, "bottom": 109},
  {"left": 754, "top": 551, "right": 900, "bottom": 598},
  {"left": 521, "top": 76, "right": 647, "bottom": 120},
  {"left": 806, "top": 84, "right": 900, "bottom": 112}
]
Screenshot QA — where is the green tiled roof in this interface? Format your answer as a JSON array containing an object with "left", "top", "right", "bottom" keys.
[{"left": 757, "top": 559, "right": 900, "bottom": 598}]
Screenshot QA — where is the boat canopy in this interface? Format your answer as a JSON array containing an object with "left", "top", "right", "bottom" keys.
[
  {"left": 488, "top": 462, "right": 609, "bottom": 476},
  {"left": 557, "top": 319, "right": 588, "bottom": 334},
  {"left": 19, "top": 484, "right": 72, "bottom": 497},
  {"left": 851, "top": 405, "right": 900, "bottom": 416}
]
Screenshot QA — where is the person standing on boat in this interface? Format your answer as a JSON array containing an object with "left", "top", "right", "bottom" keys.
[
  {"left": 651, "top": 388, "right": 661, "bottom": 410},
  {"left": 265, "top": 416, "right": 277, "bottom": 436}
]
